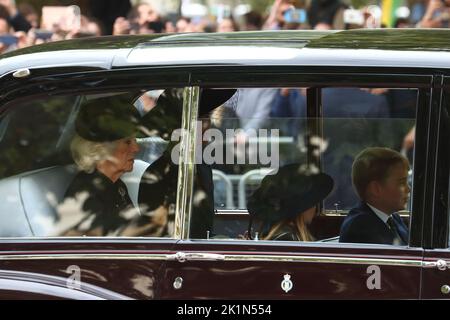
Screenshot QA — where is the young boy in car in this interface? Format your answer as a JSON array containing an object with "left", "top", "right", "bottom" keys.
[{"left": 339, "top": 147, "right": 410, "bottom": 246}]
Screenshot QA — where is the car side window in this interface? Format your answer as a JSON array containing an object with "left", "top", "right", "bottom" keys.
[
  {"left": 192, "top": 86, "right": 417, "bottom": 247},
  {"left": 0, "top": 88, "right": 184, "bottom": 238}
]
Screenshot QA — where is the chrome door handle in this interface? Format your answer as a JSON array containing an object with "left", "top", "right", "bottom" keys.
[
  {"left": 167, "top": 252, "right": 225, "bottom": 263},
  {"left": 423, "top": 259, "right": 448, "bottom": 271}
]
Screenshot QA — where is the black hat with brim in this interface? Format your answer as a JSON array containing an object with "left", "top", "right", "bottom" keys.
[
  {"left": 199, "top": 89, "right": 237, "bottom": 117},
  {"left": 76, "top": 89, "right": 237, "bottom": 142},
  {"left": 140, "top": 88, "right": 237, "bottom": 140},
  {"left": 75, "top": 95, "right": 144, "bottom": 142},
  {"left": 247, "top": 164, "right": 334, "bottom": 225}
]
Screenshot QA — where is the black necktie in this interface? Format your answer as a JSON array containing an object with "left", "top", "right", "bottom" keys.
[{"left": 387, "top": 216, "right": 406, "bottom": 245}]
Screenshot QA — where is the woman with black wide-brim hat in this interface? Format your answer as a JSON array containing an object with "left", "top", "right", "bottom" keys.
[{"left": 247, "top": 164, "right": 334, "bottom": 241}]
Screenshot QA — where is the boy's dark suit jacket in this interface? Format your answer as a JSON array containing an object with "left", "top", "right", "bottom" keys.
[{"left": 339, "top": 202, "right": 408, "bottom": 245}]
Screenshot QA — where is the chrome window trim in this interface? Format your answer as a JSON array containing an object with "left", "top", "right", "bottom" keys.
[
  {"left": 174, "top": 86, "right": 200, "bottom": 240},
  {"left": 0, "top": 254, "right": 169, "bottom": 261},
  {"left": 214, "top": 209, "right": 411, "bottom": 217},
  {"left": 221, "top": 254, "right": 423, "bottom": 267},
  {"left": 215, "top": 210, "right": 249, "bottom": 215},
  {"left": 0, "top": 253, "right": 424, "bottom": 267}
]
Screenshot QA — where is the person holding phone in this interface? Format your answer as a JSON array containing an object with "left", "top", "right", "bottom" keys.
[
  {"left": 283, "top": 8, "right": 307, "bottom": 24},
  {"left": 263, "top": 0, "right": 296, "bottom": 30}
]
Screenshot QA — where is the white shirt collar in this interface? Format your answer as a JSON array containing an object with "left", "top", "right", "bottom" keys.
[{"left": 366, "top": 203, "right": 391, "bottom": 224}]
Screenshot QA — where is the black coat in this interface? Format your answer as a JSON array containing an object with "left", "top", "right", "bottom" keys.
[
  {"left": 61, "top": 170, "right": 138, "bottom": 236},
  {"left": 61, "top": 169, "right": 171, "bottom": 237},
  {"left": 138, "top": 150, "right": 215, "bottom": 239},
  {"left": 339, "top": 202, "right": 409, "bottom": 245}
]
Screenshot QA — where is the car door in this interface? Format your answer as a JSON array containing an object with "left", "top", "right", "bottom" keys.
[
  {"left": 423, "top": 250, "right": 450, "bottom": 299},
  {"left": 0, "top": 67, "right": 191, "bottom": 299},
  {"left": 161, "top": 241, "right": 423, "bottom": 299},
  {"left": 159, "top": 69, "right": 432, "bottom": 299},
  {"left": 0, "top": 240, "right": 177, "bottom": 299},
  {"left": 421, "top": 76, "right": 450, "bottom": 299}
]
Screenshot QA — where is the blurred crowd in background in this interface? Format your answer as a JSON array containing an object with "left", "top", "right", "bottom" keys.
[{"left": 0, "top": 0, "right": 449, "bottom": 54}]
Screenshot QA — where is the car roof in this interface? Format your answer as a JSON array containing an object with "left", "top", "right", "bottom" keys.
[{"left": 1, "top": 29, "right": 450, "bottom": 77}]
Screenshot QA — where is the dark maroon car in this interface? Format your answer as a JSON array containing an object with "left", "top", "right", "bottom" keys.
[{"left": 0, "top": 29, "right": 449, "bottom": 299}]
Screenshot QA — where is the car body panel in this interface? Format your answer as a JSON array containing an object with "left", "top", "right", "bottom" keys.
[
  {"left": 0, "top": 240, "right": 178, "bottom": 299},
  {"left": 161, "top": 241, "right": 423, "bottom": 299},
  {"left": 422, "top": 250, "right": 450, "bottom": 299}
]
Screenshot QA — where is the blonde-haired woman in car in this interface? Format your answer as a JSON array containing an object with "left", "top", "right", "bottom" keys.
[{"left": 57, "top": 96, "right": 148, "bottom": 237}]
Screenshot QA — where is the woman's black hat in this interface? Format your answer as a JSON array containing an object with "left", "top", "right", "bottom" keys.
[
  {"left": 75, "top": 95, "right": 143, "bottom": 142},
  {"left": 140, "top": 89, "right": 237, "bottom": 140},
  {"left": 75, "top": 89, "right": 236, "bottom": 142},
  {"left": 247, "top": 164, "right": 334, "bottom": 226}
]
